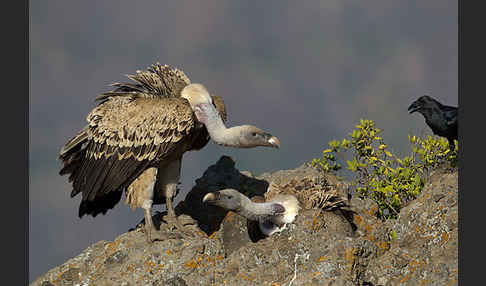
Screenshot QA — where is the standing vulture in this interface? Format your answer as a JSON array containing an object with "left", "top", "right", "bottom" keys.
[{"left": 59, "top": 63, "right": 280, "bottom": 242}]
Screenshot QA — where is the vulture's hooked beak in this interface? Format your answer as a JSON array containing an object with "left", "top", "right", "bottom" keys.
[
  {"left": 264, "top": 133, "right": 280, "bottom": 148},
  {"left": 203, "top": 192, "right": 220, "bottom": 204},
  {"left": 408, "top": 101, "right": 421, "bottom": 114}
]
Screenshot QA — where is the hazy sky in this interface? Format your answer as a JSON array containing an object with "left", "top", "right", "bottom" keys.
[{"left": 29, "top": 0, "right": 457, "bottom": 282}]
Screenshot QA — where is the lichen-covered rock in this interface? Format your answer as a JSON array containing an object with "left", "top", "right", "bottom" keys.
[
  {"left": 363, "top": 168, "right": 458, "bottom": 286},
  {"left": 31, "top": 157, "right": 458, "bottom": 286}
]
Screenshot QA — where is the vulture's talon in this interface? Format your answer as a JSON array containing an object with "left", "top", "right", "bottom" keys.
[
  {"left": 157, "top": 231, "right": 182, "bottom": 242},
  {"left": 163, "top": 215, "right": 196, "bottom": 238},
  {"left": 144, "top": 216, "right": 183, "bottom": 243},
  {"left": 146, "top": 229, "right": 182, "bottom": 243}
]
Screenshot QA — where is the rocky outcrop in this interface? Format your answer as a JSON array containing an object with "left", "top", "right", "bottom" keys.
[
  {"left": 31, "top": 156, "right": 458, "bottom": 286},
  {"left": 362, "top": 168, "right": 458, "bottom": 285}
]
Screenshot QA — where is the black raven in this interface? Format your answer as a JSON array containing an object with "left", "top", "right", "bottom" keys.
[{"left": 408, "top": 95, "right": 458, "bottom": 148}]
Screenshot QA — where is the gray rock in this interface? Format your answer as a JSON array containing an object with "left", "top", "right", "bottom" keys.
[
  {"left": 31, "top": 157, "right": 458, "bottom": 286},
  {"left": 362, "top": 168, "right": 458, "bottom": 286}
]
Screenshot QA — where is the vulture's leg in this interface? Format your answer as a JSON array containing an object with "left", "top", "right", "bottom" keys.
[
  {"left": 141, "top": 201, "right": 155, "bottom": 243},
  {"left": 159, "top": 159, "right": 196, "bottom": 237},
  {"left": 126, "top": 168, "right": 180, "bottom": 242}
]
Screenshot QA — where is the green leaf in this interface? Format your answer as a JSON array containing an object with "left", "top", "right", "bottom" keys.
[
  {"left": 385, "top": 185, "right": 395, "bottom": 194},
  {"left": 346, "top": 159, "right": 358, "bottom": 172}
]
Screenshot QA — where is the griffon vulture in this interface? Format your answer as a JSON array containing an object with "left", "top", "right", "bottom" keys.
[
  {"left": 203, "top": 189, "right": 300, "bottom": 236},
  {"left": 59, "top": 63, "right": 280, "bottom": 242}
]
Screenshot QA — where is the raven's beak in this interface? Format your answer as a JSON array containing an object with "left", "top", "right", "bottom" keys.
[
  {"left": 264, "top": 133, "right": 280, "bottom": 148},
  {"left": 203, "top": 192, "right": 220, "bottom": 204},
  {"left": 408, "top": 101, "right": 421, "bottom": 114}
]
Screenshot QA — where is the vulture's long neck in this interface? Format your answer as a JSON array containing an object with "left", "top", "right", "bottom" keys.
[
  {"left": 233, "top": 195, "right": 283, "bottom": 222},
  {"left": 196, "top": 102, "right": 246, "bottom": 147}
]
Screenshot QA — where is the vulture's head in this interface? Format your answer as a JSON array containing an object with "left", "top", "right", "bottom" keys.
[
  {"left": 181, "top": 83, "right": 280, "bottom": 149},
  {"left": 203, "top": 189, "right": 299, "bottom": 237},
  {"left": 202, "top": 189, "right": 286, "bottom": 220},
  {"left": 202, "top": 189, "right": 245, "bottom": 211},
  {"left": 408, "top": 95, "right": 438, "bottom": 114},
  {"left": 229, "top": 125, "right": 280, "bottom": 148}
]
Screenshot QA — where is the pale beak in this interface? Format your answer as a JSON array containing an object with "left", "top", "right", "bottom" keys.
[
  {"left": 265, "top": 134, "right": 281, "bottom": 148},
  {"left": 202, "top": 192, "right": 219, "bottom": 203}
]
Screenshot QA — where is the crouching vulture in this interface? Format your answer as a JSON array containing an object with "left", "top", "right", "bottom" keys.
[
  {"left": 203, "top": 189, "right": 300, "bottom": 236},
  {"left": 59, "top": 63, "right": 280, "bottom": 242}
]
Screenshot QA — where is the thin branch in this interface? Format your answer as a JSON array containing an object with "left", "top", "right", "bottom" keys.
[{"left": 287, "top": 253, "right": 299, "bottom": 286}]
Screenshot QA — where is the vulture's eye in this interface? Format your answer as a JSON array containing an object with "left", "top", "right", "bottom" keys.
[
  {"left": 227, "top": 195, "right": 233, "bottom": 200},
  {"left": 252, "top": 132, "right": 257, "bottom": 137}
]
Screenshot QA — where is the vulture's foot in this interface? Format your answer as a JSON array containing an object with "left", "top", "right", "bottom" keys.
[
  {"left": 146, "top": 228, "right": 182, "bottom": 243},
  {"left": 163, "top": 214, "right": 198, "bottom": 237},
  {"left": 141, "top": 207, "right": 182, "bottom": 243},
  {"left": 143, "top": 221, "right": 182, "bottom": 243}
]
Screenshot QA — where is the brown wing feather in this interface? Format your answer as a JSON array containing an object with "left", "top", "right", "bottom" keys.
[
  {"left": 59, "top": 96, "right": 197, "bottom": 217},
  {"left": 95, "top": 63, "right": 191, "bottom": 102}
]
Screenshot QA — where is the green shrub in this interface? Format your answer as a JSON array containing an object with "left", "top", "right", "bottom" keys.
[{"left": 311, "top": 119, "right": 457, "bottom": 219}]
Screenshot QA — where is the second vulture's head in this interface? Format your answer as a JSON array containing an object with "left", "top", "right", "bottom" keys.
[
  {"left": 181, "top": 83, "right": 280, "bottom": 149},
  {"left": 202, "top": 189, "right": 287, "bottom": 218},
  {"left": 408, "top": 95, "right": 438, "bottom": 114},
  {"left": 203, "top": 189, "right": 300, "bottom": 237},
  {"left": 202, "top": 189, "right": 245, "bottom": 211}
]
